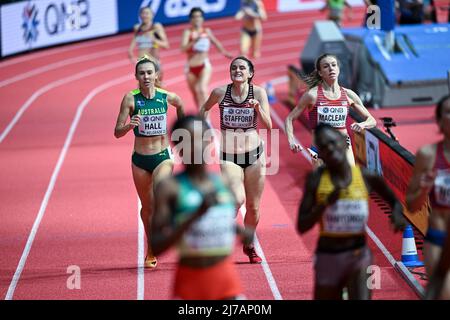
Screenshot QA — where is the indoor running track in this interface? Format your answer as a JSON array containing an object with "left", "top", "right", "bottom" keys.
[{"left": 0, "top": 9, "right": 417, "bottom": 300}]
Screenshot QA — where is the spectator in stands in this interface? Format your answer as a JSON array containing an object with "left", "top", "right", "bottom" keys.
[
  {"left": 320, "top": 0, "right": 353, "bottom": 27},
  {"left": 297, "top": 124, "right": 407, "bottom": 300},
  {"left": 397, "top": 0, "right": 425, "bottom": 24},
  {"left": 128, "top": 7, "right": 169, "bottom": 86},
  {"left": 235, "top": 0, "right": 268, "bottom": 59},
  {"left": 285, "top": 53, "right": 376, "bottom": 166},
  {"left": 406, "top": 94, "right": 450, "bottom": 300}
]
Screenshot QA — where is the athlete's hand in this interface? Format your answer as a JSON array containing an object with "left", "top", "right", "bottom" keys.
[
  {"left": 419, "top": 170, "right": 437, "bottom": 192},
  {"left": 248, "top": 98, "right": 260, "bottom": 111},
  {"left": 326, "top": 188, "right": 341, "bottom": 206},
  {"left": 129, "top": 115, "right": 141, "bottom": 128},
  {"left": 198, "top": 191, "right": 218, "bottom": 215},
  {"left": 223, "top": 51, "right": 234, "bottom": 59},
  {"left": 350, "top": 122, "right": 365, "bottom": 133},
  {"left": 289, "top": 141, "right": 303, "bottom": 153},
  {"left": 390, "top": 203, "right": 408, "bottom": 233}
]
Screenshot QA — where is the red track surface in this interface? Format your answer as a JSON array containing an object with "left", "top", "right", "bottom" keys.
[{"left": 0, "top": 9, "right": 419, "bottom": 300}]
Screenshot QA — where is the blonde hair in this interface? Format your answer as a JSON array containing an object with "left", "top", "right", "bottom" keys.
[{"left": 302, "top": 53, "right": 339, "bottom": 89}]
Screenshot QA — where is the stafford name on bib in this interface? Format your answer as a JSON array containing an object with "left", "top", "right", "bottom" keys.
[{"left": 222, "top": 107, "right": 255, "bottom": 128}]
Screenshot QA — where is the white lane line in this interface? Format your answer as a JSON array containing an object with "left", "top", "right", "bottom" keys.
[
  {"left": 0, "top": 60, "right": 129, "bottom": 143},
  {"left": 268, "top": 77, "right": 424, "bottom": 297},
  {"left": 137, "top": 198, "right": 145, "bottom": 300},
  {"left": 0, "top": 47, "right": 128, "bottom": 89},
  {"left": 240, "top": 207, "right": 283, "bottom": 300},
  {"left": 4, "top": 74, "right": 132, "bottom": 300}
]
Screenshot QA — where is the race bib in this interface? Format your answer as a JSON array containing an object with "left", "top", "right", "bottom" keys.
[
  {"left": 222, "top": 107, "right": 255, "bottom": 128},
  {"left": 322, "top": 199, "right": 369, "bottom": 234},
  {"left": 193, "top": 36, "right": 210, "bottom": 52},
  {"left": 317, "top": 106, "right": 347, "bottom": 127},
  {"left": 183, "top": 206, "right": 236, "bottom": 252},
  {"left": 138, "top": 114, "right": 167, "bottom": 136},
  {"left": 434, "top": 169, "right": 450, "bottom": 207}
]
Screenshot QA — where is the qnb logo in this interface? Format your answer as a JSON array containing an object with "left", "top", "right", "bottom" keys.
[
  {"left": 44, "top": 0, "right": 91, "bottom": 36},
  {"left": 22, "top": 3, "right": 40, "bottom": 44},
  {"left": 164, "top": 0, "right": 227, "bottom": 18}
]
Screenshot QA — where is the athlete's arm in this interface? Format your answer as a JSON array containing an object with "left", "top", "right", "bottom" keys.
[
  {"left": 362, "top": 168, "right": 407, "bottom": 232},
  {"left": 206, "top": 28, "right": 233, "bottom": 59},
  {"left": 180, "top": 29, "right": 195, "bottom": 52},
  {"left": 199, "top": 87, "right": 225, "bottom": 119},
  {"left": 128, "top": 24, "right": 139, "bottom": 62},
  {"left": 235, "top": 9, "right": 245, "bottom": 20},
  {"left": 406, "top": 144, "right": 437, "bottom": 212},
  {"left": 256, "top": 0, "right": 268, "bottom": 20},
  {"left": 167, "top": 91, "right": 185, "bottom": 119},
  {"left": 152, "top": 23, "right": 169, "bottom": 49},
  {"left": 285, "top": 89, "right": 315, "bottom": 153},
  {"left": 252, "top": 86, "right": 272, "bottom": 130},
  {"left": 346, "top": 89, "right": 377, "bottom": 132},
  {"left": 425, "top": 218, "right": 450, "bottom": 300},
  {"left": 297, "top": 168, "right": 332, "bottom": 234},
  {"left": 114, "top": 93, "right": 139, "bottom": 138}
]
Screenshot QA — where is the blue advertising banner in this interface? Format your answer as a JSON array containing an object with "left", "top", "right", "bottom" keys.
[{"left": 117, "top": 0, "right": 240, "bottom": 32}]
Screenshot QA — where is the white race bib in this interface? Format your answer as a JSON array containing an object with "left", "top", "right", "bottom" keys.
[
  {"left": 222, "top": 107, "right": 255, "bottom": 128},
  {"left": 322, "top": 199, "right": 369, "bottom": 234},
  {"left": 138, "top": 114, "right": 167, "bottom": 136},
  {"left": 317, "top": 106, "right": 347, "bottom": 127},
  {"left": 434, "top": 169, "right": 450, "bottom": 207},
  {"left": 183, "top": 206, "right": 236, "bottom": 252},
  {"left": 193, "top": 36, "right": 210, "bottom": 52}
]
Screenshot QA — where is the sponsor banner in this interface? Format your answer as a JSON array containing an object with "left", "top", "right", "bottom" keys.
[
  {"left": 277, "top": 0, "right": 364, "bottom": 12},
  {"left": 1, "top": 0, "right": 117, "bottom": 57},
  {"left": 365, "top": 130, "right": 382, "bottom": 176},
  {"left": 118, "top": 0, "right": 240, "bottom": 32},
  {"left": 378, "top": 141, "right": 429, "bottom": 235}
]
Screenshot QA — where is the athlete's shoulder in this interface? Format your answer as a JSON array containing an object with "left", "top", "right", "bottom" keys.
[
  {"left": 130, "top": 88, "right": 141, "bottom": 96},
  {"left": 213, "top": 85, "right": 228, "bottom": 96},
  {"left": 300, "top": 87, "right": 318, "bottom": 105},
  {"left": 155, "top": 87, "right": 169, "bottom": 95},
  {"left": 417, "top": 143, "right": 438, "bottom": 160}
]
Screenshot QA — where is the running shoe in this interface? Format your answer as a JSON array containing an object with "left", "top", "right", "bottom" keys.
[
  {"left": 243, "top": 246, "right": 262, "bottom": 264},
  {"left": 144, "top": 255, "right": 157, "bottom": 268}
]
